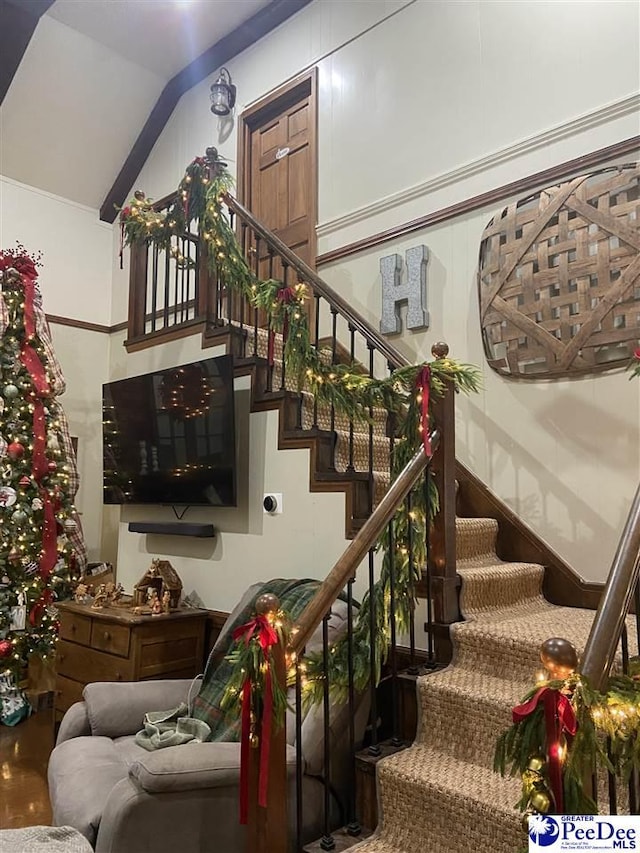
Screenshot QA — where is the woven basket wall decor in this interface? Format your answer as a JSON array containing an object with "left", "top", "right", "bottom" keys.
[{"left": 478, "top": 163, "right": 640, "bottom": 378}]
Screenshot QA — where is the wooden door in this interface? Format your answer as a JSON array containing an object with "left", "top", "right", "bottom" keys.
[{"left": 239, "top": 70, "right": 318, "bottom": 283}]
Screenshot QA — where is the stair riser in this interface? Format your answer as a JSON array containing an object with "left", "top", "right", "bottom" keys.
[
  {"left": 458, "top": 565, "right": 544, "bottom": 614},
  {"left": 376, "top": 765, "right": 522, "bottom": 853},
  {"left": 455, "top": 518, "right": 499, "bottom": 562},
  {"left": 417, "top": 688, "right": 515, "bottom": 768}
]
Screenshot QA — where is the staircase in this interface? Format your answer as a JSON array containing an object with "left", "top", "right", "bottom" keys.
[
  {"left": 122, "top": 152, "right": 640, "bottom": 852},
  {"left": 351, "top": 514, "right": 637, "bottom": 853}
]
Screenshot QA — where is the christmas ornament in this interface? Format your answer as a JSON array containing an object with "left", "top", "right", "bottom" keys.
[
  {"left": 527, "top": 755, "right": 545, "bottom": 773},
  {"left": 47, "top": 461, "right": 57, "bottom": 473},
  {"left": 11, "top": 509, "right": 27, "bottom": 525},
  {"left": 31, "top": 497, "right": 43, "bottom": 511},
  {"left": 8, "top": 548, "right": 20, "bottom": 563},
  {"left": 47, "top": 435, "right": 60, "bottom": 451},
  {"left": 63, "top": 518, "right": 77, "bottom": 533},
  {"left": 540, "top": 637, "right": 578, "bottom": 680},
  {"left": 2, "top": 384, "right": 19, "bottom": 399},
  {"left": 0, "top": 640, "right": 12, "bottom": 658},
  {"left": 530, "top": 790, "right": 551, "bottom": 813},
  {"left": 19, "top": 476, "right": 30, "bottom": 487},
  {"left": 0, "top": 486, "right": 17, "bottom": 507},
  {"left": 23, "top": 561, "right": 38, "bottom": 575},
  {"left": 7, "top": 442, "right": 25, "bottom": 460}
]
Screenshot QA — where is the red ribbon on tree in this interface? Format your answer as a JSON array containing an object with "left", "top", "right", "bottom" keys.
[
  {"left": 18, "top": 274, "right": 51, "bottom": 484},
  {"left": 39, "top": 488, "right": 58, "bottom": 580},
  {"left": 267, "top": 286, "right": 296, "bottom": 366},
  {"left": 512, "top": 687, "right": 577, "bottom": 813},
  {"left": 415, "top": 365, "right": 432, "bottom": 457},
  {"left": 232, "top": 614, "right": 280, "bottom": 824}
]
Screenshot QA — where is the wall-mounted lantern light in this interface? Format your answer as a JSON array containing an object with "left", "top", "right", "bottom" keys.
[{"left": 210, "top": 67, "right": 236, "bottom": 116}]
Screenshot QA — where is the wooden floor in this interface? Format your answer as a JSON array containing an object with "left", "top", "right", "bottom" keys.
[{"left": 0, "top": 708, "right": 54, "bottom": 829}]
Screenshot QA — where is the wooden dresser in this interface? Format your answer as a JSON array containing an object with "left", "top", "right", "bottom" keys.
[{"left": 54, "top": 601, "right": 207, "bottom": 723}]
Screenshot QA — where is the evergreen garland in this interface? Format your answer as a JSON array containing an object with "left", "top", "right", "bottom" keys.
[{"left": 495, "top": 668, "right": 640, "bottom": 819}]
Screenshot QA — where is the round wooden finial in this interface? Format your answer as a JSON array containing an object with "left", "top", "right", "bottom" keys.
[
  {"left": 255, "top": 592, "right": 280, "bottom": 615},
  {"left": 540, "top": 637, "right": 578, "bottom": 680},
  {"left": 134, "top": 190, "right": 146, "bottom": 201},
  {"left": 431, "top": 341, "right": 449, "bottom": 359}
]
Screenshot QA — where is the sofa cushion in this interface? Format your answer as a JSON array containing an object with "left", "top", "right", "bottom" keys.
[{"left": 48, "top": 735, "right": 146, "bottom": 845}]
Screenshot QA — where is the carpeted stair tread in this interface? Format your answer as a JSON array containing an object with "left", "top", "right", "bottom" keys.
[
  {"left": 455, "top": 516, "right": 499, "bottom": 561},
  {"left": 352, "top": 747, "right": 523, "bottom": 853}
]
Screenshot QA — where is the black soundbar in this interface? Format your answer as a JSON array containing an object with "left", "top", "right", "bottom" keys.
[{"left": 128, "top": 522, "right": 216, "bottom": 538}]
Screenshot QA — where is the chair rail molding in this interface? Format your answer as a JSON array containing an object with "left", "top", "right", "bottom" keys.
[{"left": 316, "top": 92, "right": 640, "bottom": 242}]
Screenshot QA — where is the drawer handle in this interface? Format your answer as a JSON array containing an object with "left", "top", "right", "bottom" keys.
[
  {"left": 59, "top": 654, "right": 65, "bottom": 663},
  {"left": 70, "top": 624, "right": 76, "bottom": 632},
  {"left": 116, "top": 672, "right": 122, "bottom": 681},
  {"left": 103, "top": 631, "right": 111, "bottom": 641}
]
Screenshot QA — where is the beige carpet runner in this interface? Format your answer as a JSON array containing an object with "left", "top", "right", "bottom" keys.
[{"left": 351, "top": 516, "right": 632, "bottom": 853}]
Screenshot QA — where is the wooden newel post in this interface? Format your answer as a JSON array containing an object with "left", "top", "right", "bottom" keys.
[
  {"left": 428, "top": 342, "right": 459, "bottom": 654},
  {"left": 246, "top": 594, "right": 288, "bottom": 853}
]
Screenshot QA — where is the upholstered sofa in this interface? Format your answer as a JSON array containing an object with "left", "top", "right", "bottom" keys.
[{"left": 48, "top": 587, "right": 367, "bottom": 853}]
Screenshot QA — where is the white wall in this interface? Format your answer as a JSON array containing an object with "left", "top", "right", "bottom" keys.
[
  {"left": 109, "top": 0, "right": 640, "bottom": 587},
  {"left": 0, "top": 176, "right": 113, "bottom": 559}
]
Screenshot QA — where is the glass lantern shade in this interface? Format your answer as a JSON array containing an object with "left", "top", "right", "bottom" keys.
[{"left": 210, "top": 69, "right": 236, "bottom": 116}]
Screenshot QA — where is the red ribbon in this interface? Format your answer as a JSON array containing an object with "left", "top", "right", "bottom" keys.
[
  {"left": 39, "top": 489, "right": 58, "bottom": 580},
  {"left": 415, "top": 366, "right": 432, "bottom": 457},
  {"left": 29, "top": 588, "right": 53, "bottom": 627},
  {"left": 513, "top": 687, "right": 577, "bottom": 813},
  {"left": 267, "top": 287, "right": 296, "bottom": 366},
  {"left": 233, "top": 613, "right": 280, "bottom": 823}
]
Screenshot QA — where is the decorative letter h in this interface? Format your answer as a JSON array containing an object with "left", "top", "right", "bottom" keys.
[{"left": 379, "top": 245, "right": 429, "bottom": 335}]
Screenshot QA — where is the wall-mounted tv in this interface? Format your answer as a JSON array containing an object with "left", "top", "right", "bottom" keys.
[{"left": 103, "top": 354, "right": 237, "bottom": 507}]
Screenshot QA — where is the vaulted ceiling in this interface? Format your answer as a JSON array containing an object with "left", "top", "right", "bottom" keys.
[{"left": 0, "top": 0, "right": 311, "bottom": 217}]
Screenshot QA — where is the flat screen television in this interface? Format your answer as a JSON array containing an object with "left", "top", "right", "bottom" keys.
[{"left": 103, "top": 354, "right": 237, "bottom": 506}]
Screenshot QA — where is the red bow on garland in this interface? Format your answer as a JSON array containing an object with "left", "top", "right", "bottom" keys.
[
  {"left": 415, "top": 365, "right": 432, "bottom": 457},
  {"left": 267, "top": 286, "right": 296, "bottom": 367},
  {"left": 513, "top": 687, "right": 577, "bottom": 813},
  {"left": 232, "top": 614, "right": 280, "bottom": 824}
]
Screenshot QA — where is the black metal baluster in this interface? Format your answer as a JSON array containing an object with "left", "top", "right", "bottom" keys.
[
  {"left": 150, "top": 242, "right": 158, "bottom": 332},
  {"left": 367, "top": 547, "right": 380, "bottom": 756},
  {"left": 173, "top": 241, "right": 180, "bottom": 327},
  {"left": 407, "top": 491, "right": 418, "bottom": 674},
  {"left": 621, "top": 625, "right": 630, "bottom": 673},
  {"left": 295, "top": 655, "right": 304, "bottom": 852},
  {"left": 163, "top": 242, "right": 170, "bottom": 330},
  {"left": 281, "top": 263, "right": 289, "bottom": 391},
  {"left": 193, "top": 238, "right": 199, "bottom": 323},
  {"left": 346, "top": 576, "right": 361, "bottom": 837},
  {"left": 313, "top": 294, "right": 320, "bottom": 429},
  {"left": 424, "top": 468, "right": 434, "bottom": 664},
  {"left": 321, "top": 613, "right": 335, "bottom": 851},
  {"left": 329, "top": 308, "right": 339, "bottom": 469},
  {"left": 346, "top": 325, "right": 356, "bottom": 473},
  {"left": 180, "top": 236, "right": 186, "bottom": 323},
  {"left": 388, "top": 410, "right": 401, "bottom": 747}
]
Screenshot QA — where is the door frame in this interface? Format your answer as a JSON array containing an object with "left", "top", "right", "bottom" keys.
[{"left": 237, "top": 67, "right": 318, "bottom": 268}]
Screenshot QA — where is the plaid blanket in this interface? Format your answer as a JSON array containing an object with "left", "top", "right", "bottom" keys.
[{"left": 191, "top": 578, "right": 321, "bottom": 742}]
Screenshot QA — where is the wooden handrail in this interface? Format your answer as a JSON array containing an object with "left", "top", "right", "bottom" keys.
[
  {"left": 289, "top": 438, "right": 437, "bottom": 656},
  {"left": 225, "top": 195, "right": 408, "bottom": 371},
  {"left": 580, "top": 483, "right": 640, "bottom": 691}
]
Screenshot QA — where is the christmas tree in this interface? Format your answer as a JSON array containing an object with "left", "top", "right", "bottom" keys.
[{"left": 0, "top": 246, "right": 86, "bottom": 681}]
